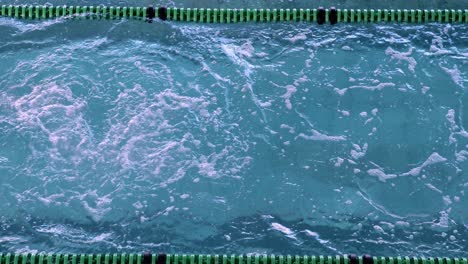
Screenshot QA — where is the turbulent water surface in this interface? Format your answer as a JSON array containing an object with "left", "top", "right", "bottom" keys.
[{"left": 0, "top": 0, "right": 467, "bottom": 257}]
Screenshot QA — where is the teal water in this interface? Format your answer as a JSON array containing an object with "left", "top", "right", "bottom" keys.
[{"left": 0, "top": 0, "right": 468, "bottom": 257}]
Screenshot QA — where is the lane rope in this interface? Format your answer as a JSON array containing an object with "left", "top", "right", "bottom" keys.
[
  {"left": 0, "top": 254, "right": 467, "bottom": 264},
  {"left": 0, "top": 5, "right": 467, "bottom": 23}
]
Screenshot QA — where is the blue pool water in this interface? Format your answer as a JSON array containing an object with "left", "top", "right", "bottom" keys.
[{"left": 0, "top": 0, "right": 467, "bottom": 257}]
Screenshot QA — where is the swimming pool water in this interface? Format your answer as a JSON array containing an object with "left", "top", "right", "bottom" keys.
[{"left": 0, "top": 0, "right": 467, "bottom": 257}]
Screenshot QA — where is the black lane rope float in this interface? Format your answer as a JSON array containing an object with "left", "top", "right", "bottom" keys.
[
  {"left": 0, "top": 5, "right": 467, "bottom": 24},
  {"left": 0, "top": 254, "right": 467, "bottom": 264}
]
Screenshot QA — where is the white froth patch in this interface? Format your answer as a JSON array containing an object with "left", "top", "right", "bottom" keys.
[
  {"left": 441, "top": 65, "right": 464, "bottom": 88},
  {"left": 81, "top": 192, "right": 113, "bottom": 222},
  {"left": 282, "top": 85, "right": 297, "bottom": 110},
  {"left": 367, "top": 168, "right": 397, "bottom": 182},
  {"left": 334, "top": 88, "right": 347, "bottom": 96},
  {"left": 133, "top": 201, "right": 144, "bottom": 209},
  {"left": 286, "top": 33, "right": 307, "bottom": 44},
  {"left": 280, "top": 124, "right": 295, "bottom": 134},
  {"left": 14, "top": 82, "right": 90, "bottom": 163},
  {"left": 221, "top": 41, "right": 255, "bottom": 77},
  {"left": 297, "top": 129, "right": 346, "bottom": 142},
  {"left": 385, "top": 47, "right": 417, "bottom": 72},
  {"left": 432, "top": 211, "right": 449, "bottom": 228},
  {"left": 38, "top": 193, "right": 65, "bottom": 206},
  {"left": 360, "top": 112, "right": 368, "bottom": 117},
  {"left": 304, "top": 230, "right": 319, "bottom": 237},
  {"left": 351, "top": 82, "right": 396, "bottom": 92},
  {"left": 312, "top": 38, "right": 336, "bottom": 49},
  {"left": 455, "top": 150, "right": 468, "bottom": 162},
  {"left": 425, "top": 37, "right": 452, "bottom": 56},
  {"left": 162, "top": 206, "right": 175, "bottom": 216},
  {"left": 373, "top": 225, "right": 386, "bottom": 234},
  {"left": 340, "top": 110, "right": 350, "bottom": 116},
  {"left": 421, "top": 86, "right": 430, "bottom": 94},
  {"left": 446, "top": 109, "right": 457, "bottom": 128},
  {"left": 334, "top": 157, "right": 344, "bottom": 167},
  {"left": 341, "top": 46, "right": 353, "bottom": 51},
  {"left": 400, "top": 152, "right": 447, "bottom": 177},
  {"left": 396, "top": 221, "right": 410, "bottom": 227},
  {"left": 259, "top": 100, "right": 272, "bottom": 107},
  {"left": 443, "top": 195, "right": 452, "bottom": 206},
  {"left": 425, "top": 183, "right": 443, "bottom": 193},
  {"left": 293, "top": 75, "right": 308, "bottom": 86},
  {"left": 196, "top": 156, "right": 217, "bottom": 178},
  {"left": 371, "top": 108, "right": 378, "bottom": 116},
  {"left": 104, "top": 86, "right": 251, "bottom": 187},
  {"left": 335, "top": 83, "right": 395, "bottom": 95},
  {"left": 255, "top": 52, "right": 269, "bottom": 57},
  {"left": 351, "top": 143, "right": 368, "bottom": 160},
  {"left": 271, "top": 222, "right": 294, "bottom": 235}
]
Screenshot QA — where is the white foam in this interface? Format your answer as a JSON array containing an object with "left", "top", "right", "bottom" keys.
[
  {"left": 259, "top": 100, "right": 272, "bottom": 107},
  {"left": 334, "top": 88, "right": 347, "bottom": 96},
  {"left": 282, "top": 85, "right": 297, "bottom": 110},
  {"left": 196, "top": 155, "right": 218, "bottom": 178},
  {"left": 350, "top": 82, "right": 396, "bottom": 92},
  {"left": 271, "top": 222, "right": 294, "bottom": 235},
  {"left": 385, "top": 47, "right": 417, "bottom": 72},
  {"left": 293, "top": 75, "right": 308, "bottom": 87},
  {"left": 367, "top": 168, "right": 397, "bottom": 182},
  {"left": 443, "top": 195, "right": 452, "bottom": 206},
  {"left": 297, "top": 129, "right": 346, "bottom": 142},
  {"left": 455, "top": 150, "right": 468, "bottom": 162},
  {"left": 432, "top": 211, "right": 449, "bottom": 229},
  {"left": 425, "top": 183, "right": 443, "bottom": 193},
  {"left": 421, "top": 86, "right": 430, "bottom": 94},
  {"left": 81, "top": 192, "right": 113, "bottom": 222},
  {"left": 335, "top": 82, "right": 395, "bottom": 96},
  {"left": 340, "top": 110, "right": 350, "bottom": 116},
  {"left": 400, "top": 152, "right": 447, "bottom": 177},
  {"left": 311, "top": 38, "right": 336, "bottom": 49},
  {"left": 373, "top": 225, "right": 386, "bottom": 234},
  {"left": 334, "top": 157, "right": 344, "bottom": 167},
  {"left": 304, "top": 230, "right": 319, "bottom": 237},
  {"left": 286, "top": 33, "right": 307, "bottom": 44},
  {"left": 441, "top": 65, "right": 464, "bottom": 88},
  {"left": 255, "top": 52, "right": 269, "bottom": 57},
  {"left": 351, "top": 143, "right": 368, "bottom": 160},
  {"left": 221, "top": 42, "right": 255, "bottom": 77},
  {"left": 395, "top": 221, "right": 410, "bottom": 227},
  {"left": 425, "top": 37, "right": 452, "bottom": 56},
  {"left": 280, "top": 124, "right": 295, "bottom": 134}
]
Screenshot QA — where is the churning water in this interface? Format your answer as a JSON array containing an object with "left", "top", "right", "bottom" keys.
[{"left": 0, "top": 0, "right": 467, "bottom": 257}]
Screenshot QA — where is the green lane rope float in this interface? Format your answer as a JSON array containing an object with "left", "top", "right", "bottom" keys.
[
  {"left": 0, "top": 5, "right": 467, "bottom": 24},
  {"left": 0, "top": 254, "right": 467, "bottom": 264}
]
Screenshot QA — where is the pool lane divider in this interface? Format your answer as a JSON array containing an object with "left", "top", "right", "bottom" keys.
[
  {"left": 0, "top": 5, "right": 467, "bottom": 24},
  {"left": 0, "top": 254, "right": 467, "bottom": 264}
]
